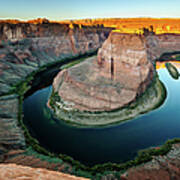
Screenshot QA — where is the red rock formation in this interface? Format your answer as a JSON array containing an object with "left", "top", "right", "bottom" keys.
[
  {"left": 52, "top": 32, "right": 154, "bottom": 112},
  {"left": 98, "top": 32, "right": 154, "bottom": 94}
]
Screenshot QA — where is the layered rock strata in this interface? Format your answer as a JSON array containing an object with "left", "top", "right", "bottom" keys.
[
  {"left": 0, "top": 24, "right": 110, "bottom": 96},
  {"left": 52, "top": 33, "right": 154, "bottom": 112},
  {"left": 52, "top": 32, "right": 180, "bottom": 113},
  {"left": 0, "top": 95, "right": 25, "bottom": 154},
  {"left": 0, "top": 23, "right": 111, "bottom": 162}
]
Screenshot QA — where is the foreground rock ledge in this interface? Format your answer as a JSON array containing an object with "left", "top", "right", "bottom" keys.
[
  {"left": 0, "top": 163, "right": 89, "bottom": 180},
  {"left": 51, "top": 33, "right": 154, "bottom": 112}
]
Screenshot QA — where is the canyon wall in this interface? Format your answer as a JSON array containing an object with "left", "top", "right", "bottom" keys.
[
  {"left": 1, "top": 20, "right": 180, "bottom": 179},
  {"left": 0, "top": 22, "right": 111, "bottom": 159},
  {"left": 98, "top": 32, "right": 180, "bottom": 66},
  {"left": 0, "top": 22, "right": 110, "bottom": 57},
  {"left": 0, "top": 22, "right": 112, "bottom": 179},
  {"left": 0, "top": 23, "right": 111, "bottom": 96},
  {"left": 121, "top": 143, "right": 180, "bottom": 180},
  {"left": 146, "top": 34, "right": 180, "bottom": 61}
]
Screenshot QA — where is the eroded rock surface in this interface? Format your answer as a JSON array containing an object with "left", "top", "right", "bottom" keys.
[
  {"left": 52, "top": 32, "right": 180, "bottom": 113},
  {"left": 0, "top": 25, "right": 110, "bottom": 96},
  {"left": 0, "top": 163, "right": 89, "bottom": 180},
  {"left": 0, "top": 95, "right": 25, "bottom": 154},
  {"left": 52, "top": 32, "right": 154, "bottom": 112},
  {"left": 146, "top": 34, "right": 180, "bottom": 61}
]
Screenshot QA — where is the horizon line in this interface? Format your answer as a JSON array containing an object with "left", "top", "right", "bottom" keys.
[{"left": 1, "top": 15, "right": 180, "bottom": 22}]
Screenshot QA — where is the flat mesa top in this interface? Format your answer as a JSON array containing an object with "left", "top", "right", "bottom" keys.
[{"left": 1, "top": 18, "right": 180, "bottom": 34}]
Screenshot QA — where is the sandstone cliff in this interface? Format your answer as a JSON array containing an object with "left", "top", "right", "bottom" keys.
[
  {"left": 52, "top": 32, "right": 154, "bottom": 112},
  {"left": 0, "top": 23, "right": 111, "bottom": 159},
  {"left": 98, "top": 32, "right": 154, "bottom": 95}
]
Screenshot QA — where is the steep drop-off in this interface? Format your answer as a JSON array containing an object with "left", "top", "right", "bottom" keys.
[{"left": 0, "top": 22, "right": 111, "bottom": 179}]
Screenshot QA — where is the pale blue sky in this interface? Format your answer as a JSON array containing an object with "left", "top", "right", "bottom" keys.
[{"left": 0, "top": 0, "right": 180, "bottom": 20}]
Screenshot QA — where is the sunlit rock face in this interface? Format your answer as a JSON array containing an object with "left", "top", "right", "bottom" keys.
[
  {"left": 52, "top": 32, "right": 154, "bottom": 112},
  {"left": 0, "top": 163, "right": 89, "bottom": 180},
  {"left": 98, "top": 32, "right": 154, "bottom": 94}
]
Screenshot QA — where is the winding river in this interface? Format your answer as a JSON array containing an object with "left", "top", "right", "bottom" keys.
[{"left": 23, "top": 61, "right": 180, "bottom": 166}]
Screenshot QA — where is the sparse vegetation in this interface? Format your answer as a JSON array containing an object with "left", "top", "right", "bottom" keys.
[
  {"left": 165, "top": 62, "right": 179, "bottom": 79},
  {"left": 60, "top": 57, "right": 88, "bottom": 70}
]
